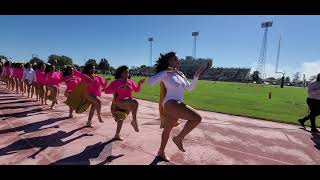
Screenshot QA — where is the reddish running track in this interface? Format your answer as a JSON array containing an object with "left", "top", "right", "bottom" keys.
[{"left": 0, "top": 84, "right": 319, "bottom": 165}]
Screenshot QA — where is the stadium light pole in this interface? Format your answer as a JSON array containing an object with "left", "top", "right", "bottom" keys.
[
  {"left": 303, "top": 74, "right": 306, "bottom": 88},
  {"left": 257, "top": 21, "right": 272, "bottom": 80},
  {"left": 275, "top": 34, "right": 285, "bottom": 88},
  {"left": 148, "top": 37, "right": 154, "bottom": 67},
  {"left": 192, "top": 31, "right": 199, "bottom": 60}
]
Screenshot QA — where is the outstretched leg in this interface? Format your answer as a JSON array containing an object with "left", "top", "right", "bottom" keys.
[
  {"left": 86, "top": 95, "right": 103, "bottom": 123},
  {"left": 116, "top": 99, "right": 139, "bottom": 132},
  {"left": 160, "top": 100, "right": 202, "bottom": 156}
]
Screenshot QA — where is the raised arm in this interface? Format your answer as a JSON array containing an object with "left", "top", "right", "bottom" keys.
[
  {"left": 179, "top": 72, "right": 199, "bottom": 91},
  {"left": 147, "top": 71, "right": 167, "bottom": 86},
  {"left": 185, "top": 76, "right": 199, "bottom": 91},
  {"left": 131, "top": 80, "right": 142, "bottom": 92},
  {"left": 98, "top": 76, "right": 108, "bottom": 89},
  {"left": 184, "top": 63, "right": 207, "bottom": 91},
  {"left": 74, "top": 70, "right": 95, "bottom": 83}
]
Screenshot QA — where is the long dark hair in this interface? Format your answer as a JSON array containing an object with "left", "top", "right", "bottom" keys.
[
  {"left": 14, "top": 63, "right": 21, "bottom": 68},
  {"left": 4, "top": 61, "right": 11, "bottom": 67},
  {"left": 155, "top": 52, "right": 176, "bottom": 73},
  {"left": 24, "top": 62, "right": 31, "bottom": 69},
  {"left": 45, "top": 64, "right": 53, "bottom": 74},
  {"left": 32, "top": 63, "right": 39, "bottom": 70},
  {"left": 115, "top": 65, "right": 130, "bottom": 79},
  {"left": 36, "top": 62, "right": 44, "bottom": 70},
  {"left": 63, "top": 66, "right": 73, "bottom": 77},
  {"left": 83, "top": 64, "right": 94, "bottom": 75}
]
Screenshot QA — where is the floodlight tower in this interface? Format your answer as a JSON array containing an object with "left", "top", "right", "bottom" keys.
[
  {"left": 275, "top": 34, "right": 285, "bottom": 88},
  {"left": 257, "top": 21, "right": 273, "bottom": 79},
  {"left": 192, "top": 31, "right": 199, "bottom": 60},
  {"left": 148, "top": 37, "right": 154, "bottom": 67}
]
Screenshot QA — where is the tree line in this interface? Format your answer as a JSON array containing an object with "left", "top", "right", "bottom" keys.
[{"left": 0, "top": 54, "right": 113, "bottom": 72}]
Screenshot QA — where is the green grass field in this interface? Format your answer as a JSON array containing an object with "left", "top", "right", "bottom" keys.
[{"left": 102, "top": 74, "right": 316, "bottom": 127}]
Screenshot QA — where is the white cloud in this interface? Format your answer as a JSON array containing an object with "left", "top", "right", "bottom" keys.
[
  {"left": 243, "top": 60, "right": 320, "bottom": 80},
  {"left": 301, "top": 61, "right": 320, "bottom": 79}
]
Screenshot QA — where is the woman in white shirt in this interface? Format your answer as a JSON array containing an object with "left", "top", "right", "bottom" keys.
[
  {"left": 3, "top": 61, "right": 11, "bottom": 89},
  {"left": 148, "top": 52, "right": 208, "bottom": 161},
  {"left": 23, "top": 63, "right": 36, "bottom": 98}
]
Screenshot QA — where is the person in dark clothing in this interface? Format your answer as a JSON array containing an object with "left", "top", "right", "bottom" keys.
[{"left": 298, "top": 73, "right": 320, "bottom": 133}]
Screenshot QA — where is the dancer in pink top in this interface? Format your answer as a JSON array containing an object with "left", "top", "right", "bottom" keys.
[
  {"left": 0, "top": 62, "right": 3, "bottom": 84},
  {"left": 105, "top": 65, "right": 146, "bottom": 140},
  {"left": 62, "top": 66, "right": 81, "bottom": 118},
  {"left": 34, "top": 63, "right": 46, "bottom": 105},
  {"left": 13, "top": 64, "right": 19, "bottom": 93},
  {"left": 18, "top": 64, "right": 24, "bottom": 94},
  {"left": 45, "top": 65, "right": 63, "bottom": 110},
  {"left": 2, "top": 61, "right": 12, "bottom": 89},
  {"left": 0, "top": 62, "right": 6, "bottom": 85},
  {"left": 74, "top": 64, "right": 109, "bottom": 127},
  {"left": 0, "top": 62, "right": 5, "bottom": 85},
  {"left": 13, "top": 63, "right": 24, "bottom": 94},
  {"left": 8, "top": 63, "right": 15, "bottom": 91}
]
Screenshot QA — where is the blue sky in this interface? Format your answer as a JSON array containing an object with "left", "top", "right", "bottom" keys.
[{"left": 0, "top": 15, "right": 320, "bottom": 79}]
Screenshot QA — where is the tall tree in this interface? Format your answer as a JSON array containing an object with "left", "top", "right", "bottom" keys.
[
  {"left": 47, "top": 54, "right": 60, "bottom": 65},
  {"left": 0, "top": 55, "right": 8, "bottom": 61},
  {"left": 60, "top": 55, "right": 73, "bottom": 66},
  {"left": 252, "top": 71, "right": 261, "bottom": 82},
  {"left": 98, "top": 58, "right": 110, "bottom": 71},
  {"left": 285, "top": 76, "right": 291, "bottom": 83},
  {"left": 30, "top": 57, "right": 44, "bottom": 64},
  {"left": 73, "top": 64, "right": 80, "bottom": 71},
  {"left": 293, "top": 72, "right": 301, "bottom": 83},
  {"left": 48, "top": 54, "right": 73, "bottom": 66},
  {"left": 85, "top": 59, "right": 97, "bottom": 67}
]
